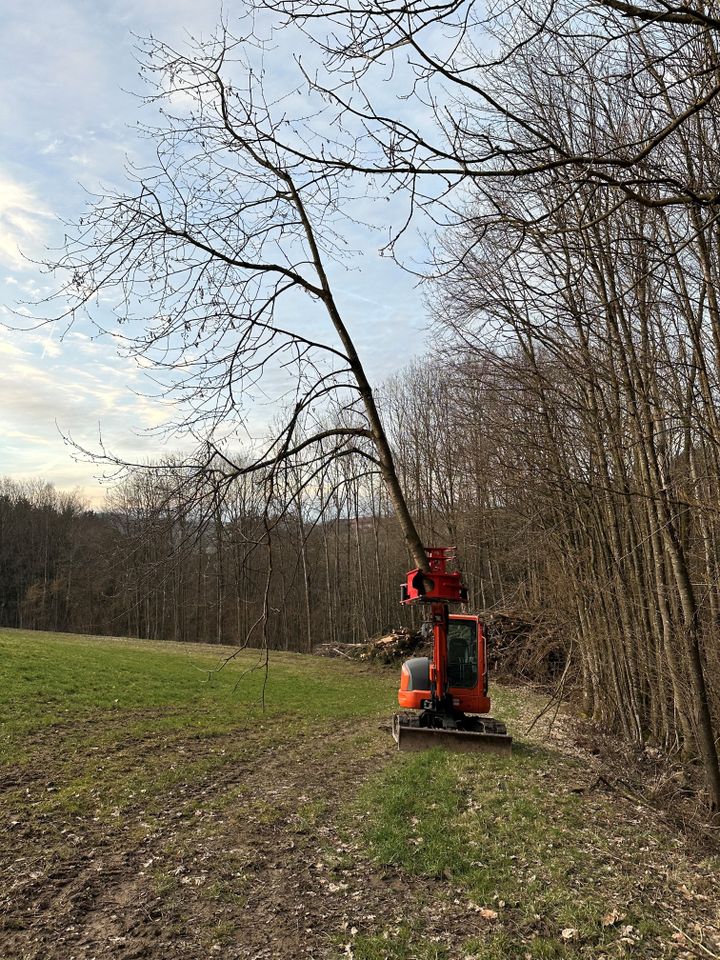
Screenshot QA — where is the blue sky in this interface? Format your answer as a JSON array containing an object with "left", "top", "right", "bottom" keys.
[{"left": 0, "top": 1, "right": 429, "bottom": 504}]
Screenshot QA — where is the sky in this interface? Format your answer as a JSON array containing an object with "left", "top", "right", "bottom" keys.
[{"left": 0, "top": 1, "right": 430, "bottom": 506}]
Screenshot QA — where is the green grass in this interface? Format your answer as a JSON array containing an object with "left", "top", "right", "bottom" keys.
[
  {"left": 0, "top": 628, "right": 395, "bottom": 820},
  {"left": 351, "top": 930, "right": 449, "bottom": 960},
  {"left": 0, "top": 628, "right": 392, "bottom": 732},
  {"left": 354, "top": 689, "right": 669, "bottom": 959},
  {"left": 2, "top": 628, "right": 714, "bottom": 960}
]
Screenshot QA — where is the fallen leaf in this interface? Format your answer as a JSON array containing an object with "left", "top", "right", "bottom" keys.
[{"left": 602, "top": 910, "right": 625, "bottom": 927}]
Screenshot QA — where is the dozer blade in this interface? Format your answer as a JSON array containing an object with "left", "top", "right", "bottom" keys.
[{"left": 392, "top": 714, "right": 512, "bottom": 755}]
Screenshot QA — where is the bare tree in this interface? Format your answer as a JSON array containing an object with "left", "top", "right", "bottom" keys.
[
  {"left": 427, "top": 27, "right": 720, "bottom": 808},
  {"left": 42, "top": 28, "right": 428, "bottom": 574},
  {"left": 250, "top": 0, "right": 720, "bottom": 226}
]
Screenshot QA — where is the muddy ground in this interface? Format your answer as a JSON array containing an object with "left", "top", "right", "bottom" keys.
[{"left": 2, "top": 712, "right": 479, "bottom": 960}]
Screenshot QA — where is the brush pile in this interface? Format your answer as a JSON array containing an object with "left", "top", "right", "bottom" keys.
[
  {"left": 484, "top": 611, "right": 566, "bottom": 682},
  {"left": 313, "top": 628, "right": 424, "bottom": 664},
  {"left": 314, "top": 611, "right": 568, "bottom": 683}
]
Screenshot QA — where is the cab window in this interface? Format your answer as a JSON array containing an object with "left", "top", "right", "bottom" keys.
[{"left": 447, "top": 620, "right": 478, "bottom": 688}]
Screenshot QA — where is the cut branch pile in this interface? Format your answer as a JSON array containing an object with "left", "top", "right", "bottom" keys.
[
  {"left": 313, "top": 628, "right": 425, "bottom": 664},
  {"left": 314, "top": 613, "right": 568, "bottom": 683}
]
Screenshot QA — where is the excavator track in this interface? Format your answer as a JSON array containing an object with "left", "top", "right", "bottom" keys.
[{"left": 392, "top": 712, "right": 512, "bottom": 754}]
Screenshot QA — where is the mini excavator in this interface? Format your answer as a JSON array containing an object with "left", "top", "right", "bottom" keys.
[{"left": 392, "top": 547, "right": 512, "bottom": 753}]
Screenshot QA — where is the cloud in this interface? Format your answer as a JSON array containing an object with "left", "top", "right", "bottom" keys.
[
  {"left": 0, "top": 337, "right": 29, "bottom": 358},
  {"left": 0, "top": 0, "right": 430, "bottom": 507},
  {"left": 0, "top": 173, "right": 53, "bottom": 269},
  {"left": 0, "top": 325, "right": 176, "bottom": 504}
]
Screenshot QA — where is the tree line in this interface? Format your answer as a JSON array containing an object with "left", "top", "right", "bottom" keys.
[
  {"left": 5, "top": 305, "right": 720, "bottom": 805},
  {"left": 0, "top": 365, "right": 521, "bottom": 651}
]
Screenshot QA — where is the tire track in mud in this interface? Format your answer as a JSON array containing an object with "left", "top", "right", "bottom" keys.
[{"left": 4, "top": 696, "right": 720, "bottom": 960}]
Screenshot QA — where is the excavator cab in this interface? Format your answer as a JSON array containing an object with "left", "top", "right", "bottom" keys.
[
  {"left": 398, "top": 614, "right": 491, "bottom": 716},
  {"left": 447, "top": 617, "right": 480, "bottom": 690}
]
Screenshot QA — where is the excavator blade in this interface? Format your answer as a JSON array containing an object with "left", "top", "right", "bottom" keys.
[{"left": 392, "top": 713, "right": 512, "bottom": 754}]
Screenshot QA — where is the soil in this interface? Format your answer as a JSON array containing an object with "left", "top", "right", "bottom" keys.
[{"left": 1, "top": 690, "right": 719, "bottom": 960}]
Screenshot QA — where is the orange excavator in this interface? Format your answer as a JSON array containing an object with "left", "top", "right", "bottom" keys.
[{"left": 392, "top": 547, "right": 512, "bottom": 753}]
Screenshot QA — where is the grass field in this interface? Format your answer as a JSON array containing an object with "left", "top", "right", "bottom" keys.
[{"left": 1, "top": 628, "right": 718, "bottom": 960}]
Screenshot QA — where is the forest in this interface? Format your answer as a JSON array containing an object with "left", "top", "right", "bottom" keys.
[
  {"left": 8, "top": 0, "right": 720, "bottom": 813},
  {"left": 5, "top": 274, "right": 720, "bottom": 787}
]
